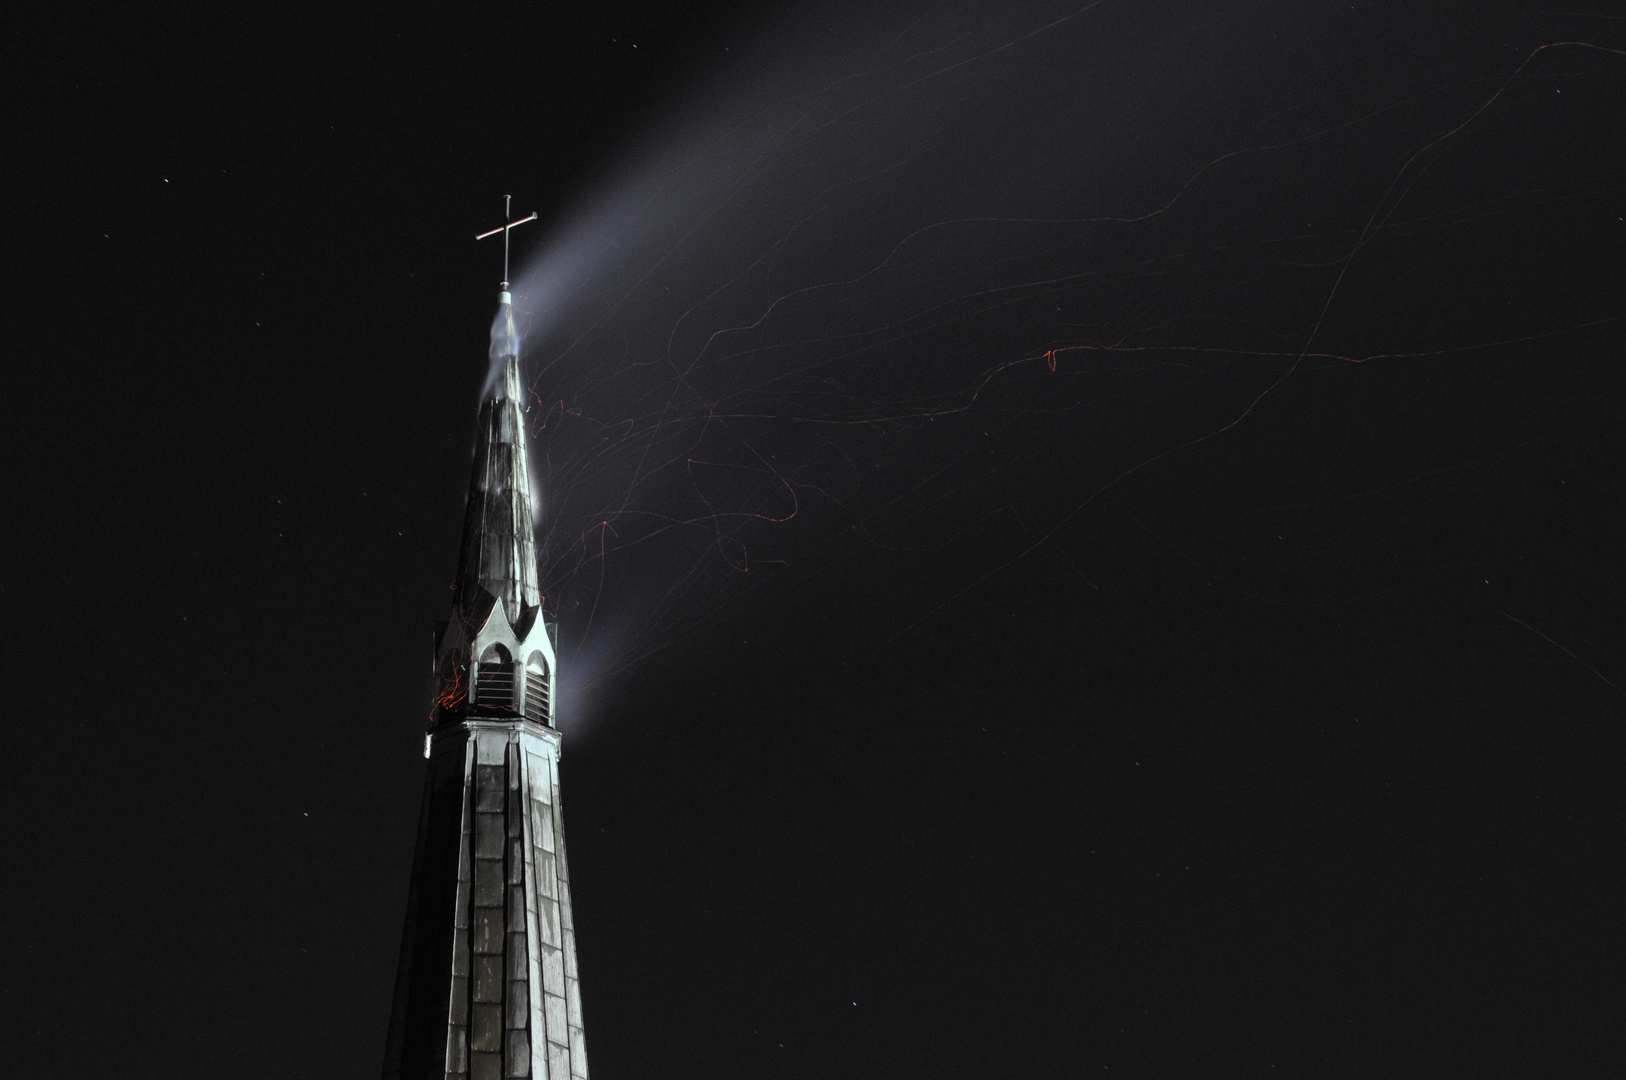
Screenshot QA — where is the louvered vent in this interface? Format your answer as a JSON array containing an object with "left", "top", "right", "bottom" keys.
[
  {"left": 476, "top": 645, "right": 515, "bottom": 710},
  {"left": 525, "top": 666, "right": 550, "bottom": 723}
]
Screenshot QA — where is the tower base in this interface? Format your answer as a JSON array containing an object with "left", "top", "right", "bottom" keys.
[{"left": 383, "top": 721, "right": 588, "bottom": 1080}]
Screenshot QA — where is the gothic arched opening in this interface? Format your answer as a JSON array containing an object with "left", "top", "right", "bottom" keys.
[
  {"left": 475, "top": 643, "right": 515, "bottom": 712},
  {"left": 524, "top": 653, "right": 550, "bottom": 725}
]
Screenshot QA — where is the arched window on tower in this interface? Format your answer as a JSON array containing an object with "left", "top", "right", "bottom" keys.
[
  {"left": 475, "top": 644, "right": 515, "bottom": 711},
  {"left": 524, "top": 653, "right": 551, "bottom": 725}
]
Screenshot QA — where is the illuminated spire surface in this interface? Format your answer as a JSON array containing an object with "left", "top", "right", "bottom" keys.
[
  {"left": 383, "top": 268, "right": 588, "bottom": 1080},
  {"left": 455, "top": 294, "right": 542, "bottom": 638}
]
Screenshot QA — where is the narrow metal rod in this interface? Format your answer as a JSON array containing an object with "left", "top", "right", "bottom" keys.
[{"left": 474, "top": 213, "right": 536, "bottom": 242}]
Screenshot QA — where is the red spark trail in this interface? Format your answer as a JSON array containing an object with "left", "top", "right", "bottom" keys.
[
  {"left": 500, "top": 5, "right": 1622, "bottom": 707},
  {"left": 884, "top": 41, "right": 1624, "bottom": 643}
]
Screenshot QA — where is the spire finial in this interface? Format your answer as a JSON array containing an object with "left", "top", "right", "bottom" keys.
[{"left": 475, "top": 195, "right": 538, "bottom": 290}]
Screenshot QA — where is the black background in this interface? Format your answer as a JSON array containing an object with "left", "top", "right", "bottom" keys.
[{"left": 6, "top": 2, "right": 1624, "bottom": 1077}]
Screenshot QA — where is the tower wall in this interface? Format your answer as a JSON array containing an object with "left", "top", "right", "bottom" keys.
[{"left": 384, "top": 721, "right": 588, "bottom": 1080}]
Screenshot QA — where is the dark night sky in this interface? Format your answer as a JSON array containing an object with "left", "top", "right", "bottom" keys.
[{"left": 6, "top": 2, "right": 1625, "bottom": 1077}]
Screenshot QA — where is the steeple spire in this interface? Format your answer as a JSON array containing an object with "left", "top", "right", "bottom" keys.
[
  {"left": 453, "top": 290, "right": 541, "bottom": 639},
  {"left": 383, "top": 209, "right": 587, "bottom": 1080}
]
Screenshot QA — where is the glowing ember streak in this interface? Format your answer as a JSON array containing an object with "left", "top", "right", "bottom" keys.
[{"left": 432, "top": 658, "right": 467, "bottom": 723}]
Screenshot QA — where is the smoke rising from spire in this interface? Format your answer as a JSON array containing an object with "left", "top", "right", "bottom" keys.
[
  {"left": 495, "top": 0, "right": 1622, "bottom": 738},
  {"left": 482, "top": 293, "right": 521, "bottom": 400}
]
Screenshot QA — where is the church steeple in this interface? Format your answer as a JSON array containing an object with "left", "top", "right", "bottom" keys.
[{"left": 383, "top": 233, "right": 589, "bottom": 1080}]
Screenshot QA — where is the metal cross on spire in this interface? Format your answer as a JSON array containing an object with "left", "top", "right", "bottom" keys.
[{"left": 475, "top": 195, "right": 538, "bottom": 290}]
